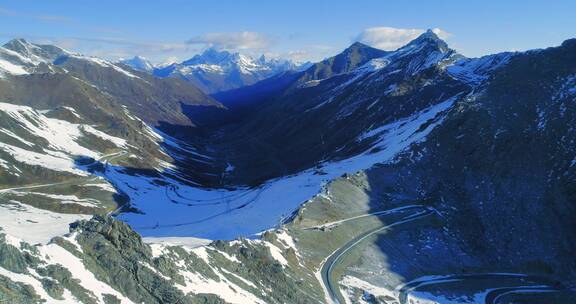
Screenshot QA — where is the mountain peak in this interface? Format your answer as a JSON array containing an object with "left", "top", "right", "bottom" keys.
[
  {"left": 404, "top": 29, "right": 449, "bottom": 52},
  {"left": 2, "top": 38, "right": 67, "bottom": 62},
  {"left": 421, "top": 29, "right": 441, "bottom": 40},
  {"left": 182, "top": 47, "right": 234, "bottom": 66},
  {"left": 119, "top": 56, "right": 154, "bottom": 72},
  {"left": 348, "top": 41, "right": 371, "bottom": 49},
  {"left": 3, "top": 38, "right": 38, "bottom": 52}
]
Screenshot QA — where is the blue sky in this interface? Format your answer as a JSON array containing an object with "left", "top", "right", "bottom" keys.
[{"left": 1, "top": 0, "right": 575, "bottom": 63}]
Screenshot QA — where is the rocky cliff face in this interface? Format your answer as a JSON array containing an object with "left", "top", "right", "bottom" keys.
[{"left": 0, "top": 216, "right": 324, "bottom": 304}]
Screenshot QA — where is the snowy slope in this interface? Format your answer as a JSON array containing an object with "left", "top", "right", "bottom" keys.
[
  {"left": 118, "top": 56, "right": 155, "bottom": 72},
  {"left": 91, "top": 95, "right": 459, "bottom": 240},
  {"left": 153, "top": 48, "right": 305, "bottom": 93}
]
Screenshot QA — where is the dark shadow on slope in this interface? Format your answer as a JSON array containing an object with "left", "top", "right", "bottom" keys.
[
  {"left": 355, "top": 40, "right": 576, "bottom": 302},
  {"left": 156, "top": 63, "right": 471, "bottom": 189},
  {"left": 74, "top": 156, "right": 158, "bottom": 215}
]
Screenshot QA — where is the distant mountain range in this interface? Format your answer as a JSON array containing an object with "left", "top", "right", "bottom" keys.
[{"left": 118, "top": 48, "right": 311, "bottom": 93}]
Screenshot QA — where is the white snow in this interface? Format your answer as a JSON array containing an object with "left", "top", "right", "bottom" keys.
[
  {"left": 83, "top": 182, "right": 118, "bottom": 193},
  {"left": 2, "top": 232, "right": 22, "bottom": 248},
  {"left": 38, "top": 242, "right": 134, "bottom": 303},
  {"left": 92, "top": 94, "right": 460, "bottom": 241},
  {"left": 176, "top": 267, "right": 265, "bottom": 304},
  {"left": 147, "top": 243, "right": 168, "bottom": 258},
  {"left": 0, "top": 200, "right": 89, "bottom": 244},
  {"left": 0, "top": 266, "right": 76, "bottom": 303},
  {"left": 264, "top": 242, "right": 288, "bottom": 266},
  {"left": 0, "top": 102, "right": 126, "bottom": 175},
  {"left": 340, "top": 275, "right": 396, "bottom": 299},
  {"left": 0, "top": 128, "right": 35, "bottom": 146},
  {"left": 81, "top": 125, "right": 127, "bottom": 148},
  {"left": 64, "top": 232, "right": 84, "bottom": 253},
  {"left": 191, "top": 246, "right": 211, "bottom": 264},
  {"left": 220, "top": 268, "right": 258, "bottom": 289},
  {"left": 6, "top": 191, "right": 100, "bottom": 207},
  {"left": 275, "top": 229, "right": 297, "bottom": 250},
  {"left": 142, "top": 236, "right": 212, "bottom": 249},
  {"left": 0, "top": 58, "right": 29, "bottom": 76},
  {"left": 68, "top": 54, "right": 142, "bottom": 79},
  {"left": 0, "top": 142, "right": 87, "bottom": 175},
  {"left": 212, "top": 248, "right": 240, "bottom": 263},
  {"left": 446, "top": 53, "right": 513, "bottom": 85}
]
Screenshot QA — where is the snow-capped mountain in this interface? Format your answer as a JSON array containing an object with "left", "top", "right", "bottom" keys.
[
  {"left": 153, "top": 48, "right": 309, "bottom": 93},
  {"left": 118, "top": 55, "right": 155, "bottom": 72},
  {"left": 1, "top": 30, "right": 576, "bottom": 304},
  {"left": 0, "top": 38, "right": 67, "bottom": 77}
]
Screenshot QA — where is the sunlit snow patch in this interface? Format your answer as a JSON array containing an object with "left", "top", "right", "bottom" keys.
[{"left": 102, "top": 94, "right": 459, "bottom": 240}]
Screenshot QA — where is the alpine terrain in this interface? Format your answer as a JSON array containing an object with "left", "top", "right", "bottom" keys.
[
  {"left": 152, "top": 48, "right": 310, "bottom": 94},
  {"left": 0, "top": 28, "right": 575, "bottom": 304}
]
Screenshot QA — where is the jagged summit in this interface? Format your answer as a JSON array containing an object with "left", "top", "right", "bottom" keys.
[
  {"left": 420, "top": 29, "right": 443, "bottom": 40},
  {"left": 2, "top": 38, "right": 67, "bottom": 63},
  {"left": 402, "top": 29, "right": 450, "bottom": 53},
  {"left": 154, "top": 47, "right": 304, "bottom": 93},
  {"left": 182, "top": 47, "right": 234, "bottom": 66},
  {"left": 346, "top": 41, "right": 372, "bottom": 50},
  {"left": 119, "top": 55, "right": 155, "bottom": 72},
  {"left": 2, "top": 38, "right": 39, "bottom": 50}
]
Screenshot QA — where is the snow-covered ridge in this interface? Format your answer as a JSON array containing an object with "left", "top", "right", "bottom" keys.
[
  {"left": 118, "top": 56, "right": 154, "bottom": 72},
  {"left": 0, "top": 102, "right": 127, "bottom": 176},
  {"left": 0, "top": 38, "right": 145, "bottom": 80},
  {"left": 153, "top": 47, "right": 305, "bottom": 91},
  {"left": 64, "top": 54, "right": 142, "bottom": 79},
  {"left": 0, "top": 222, "right": 301, "bottom": 304},
  {"left": 178, "top": 48, "right": 295, "bottom": 76},
  {"left": 0, "top": 38, "right": 67, "bottom": 77}
]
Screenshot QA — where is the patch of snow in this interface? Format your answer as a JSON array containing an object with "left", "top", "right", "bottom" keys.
[
  {"left": 191, "top": 246, "right": 211, "bottom": 264},
  {"left": 275, "top": 229, "right": 297, "bottom": 250},
  {"left": 340, "top": 275, "right": 396, "bottom": 299},
  {"left": 221, "top": 268, "right": 257, "bottom": 289},
  {"left": 138, "top": 261, "right": 171, "bottom": 280},
  {"left": 0, "top": 142, "right": 88, "bottom": 175},
  {"left": 147, "top": 243, "right": 167, "bottom": 258},
  {"left": 0, "top": 128, "right": 35, "bottom": 146},
  {"left": 264, "top": 242, "right": 288, "bottom": 266},
  {"left": 0, "top": 200, "right": 89, "bottom": 244},
  {"left": 143, "top": 236, "right": 211, "bottom": 249},
  {"left": 38, "top": 242, "right": 134, "bottom": 303},
  {"left": 211, "top": 249, "right": 240, "bottom": 264},
  {"left": 90, "top": 94, "right": 458, "bottom": 241},
  {"left": 83, "top": 182, "right": 117, "bottom": 193},
  {"left": 81, "top": 125, "right": 127, "bottom": 148},
  {"left": 2, "top": 232, "right": 22, "bottom": 248},
  {"left": 68, "top": 54, "right": 142, "bottom": 79},
  {"left": 0, "top": 102, "right": 127, "bottom": 175},
  {"left": 61, "top": 106, "right": 82, "bottom": 119},
  {"left": 6, "top": 191, "right": 100, "bottom": 207},
  {"left": 0, "top": 266, "right": 74, "bottom": 303},
  {"left": 0, "top": 58, "right": 29, "bottom": 76},
  {"left": 176, "top": 267, "right": 266, "bottom": 304},
  {"left": 447, "top": 53, "right": 513, "bottom": 85}
]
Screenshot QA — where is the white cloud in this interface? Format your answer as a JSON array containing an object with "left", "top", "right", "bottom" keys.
[
  {"left": 355, "top": 27, "right": 450, "bottom": 50},
  {"left": 186, "top": 31, "right": 271, "bottom": 51}
]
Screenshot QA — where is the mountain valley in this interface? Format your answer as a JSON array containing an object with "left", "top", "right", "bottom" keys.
[{"left": 0, "top": 29, "right": 575, "bottom": 304}]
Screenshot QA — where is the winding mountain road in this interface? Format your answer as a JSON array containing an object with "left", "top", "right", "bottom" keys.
[
  {"left": 397, "top": 273, "right": 568, "bottom": 304},
  {"left": 317, "top": 206, "right": 434, "bottom": 304}
]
